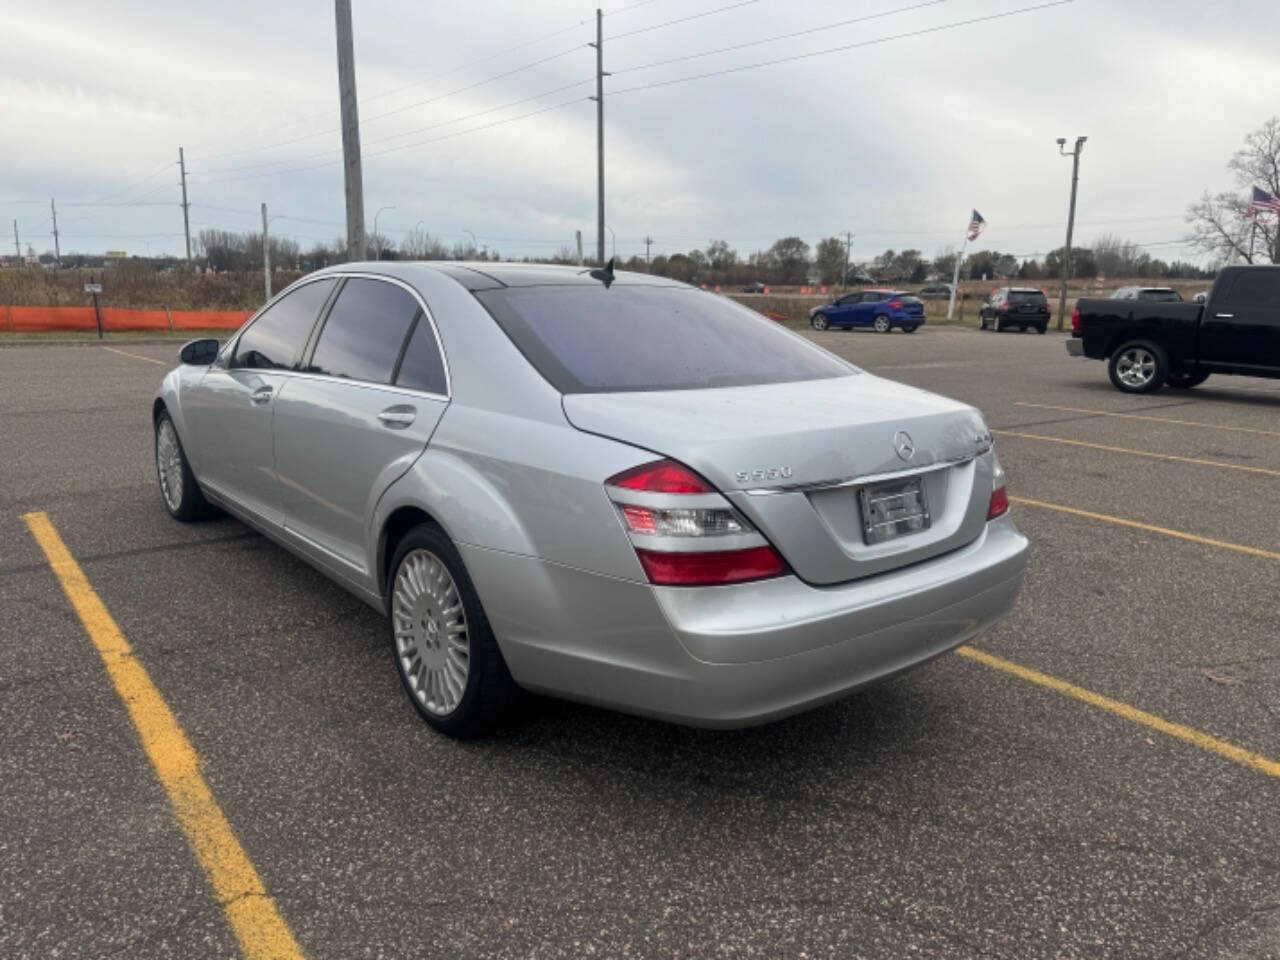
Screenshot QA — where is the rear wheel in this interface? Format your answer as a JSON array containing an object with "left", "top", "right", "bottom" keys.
[
  {"left": 1108, "top": 340, "right": 1168, "bottom": 394},
  {"left": 155, "top": 411, "right": 213, "bottom": 521},
  {"left": 873, "top": 315, "right": 892, "bottom": 333},
  {"left": 979, "top": 315, "right": 988, "bottom": 330},
  {"left": 993, "top": 315, "right": 1004, "bottom": 332},
  {"left": 388, "top": 523, "right": 520, "bottom": 738},
  {"left": 1166, "top": 370, "right": 1210, "bottom": 389},
  {"left": 810, "top": 313, "right": 829, "bottom": 331},
  {"left": 1036, "top": 324, "right": 1047, "bottom": 334},
  {"left": 902, "top": 324, "right": 919, "bottom": 333}
]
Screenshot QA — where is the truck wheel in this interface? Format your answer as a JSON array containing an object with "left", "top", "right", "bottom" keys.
[
  {"left": 1166, "top": 370, "right": 1210, "bottom": 389},
  {"left": 1108, "top": 341, "right": 1168, "bottom": 394}
]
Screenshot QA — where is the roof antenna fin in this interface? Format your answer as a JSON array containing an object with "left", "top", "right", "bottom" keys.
[{"left": 586, "top": 257, "right": 615, "bottom": 288}]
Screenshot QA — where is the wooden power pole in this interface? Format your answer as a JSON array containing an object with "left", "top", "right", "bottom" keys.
[{"left": 335, "top": 0, "right": 366, "bottom": 261}]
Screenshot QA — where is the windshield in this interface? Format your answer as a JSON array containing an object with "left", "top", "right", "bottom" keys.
[{"left": 476, "top": 285, "right": 853, "bottom": 394}]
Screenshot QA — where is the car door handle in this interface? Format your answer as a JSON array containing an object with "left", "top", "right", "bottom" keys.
[
  {"left": 250, "top": 386, "right": 273, "bottom": 405},
  {"left": 377, "top": 406, "right": 416, "bottom": 429},
  {"left": 1214, "top": 312, "right": 1234, "bottom": 319}
]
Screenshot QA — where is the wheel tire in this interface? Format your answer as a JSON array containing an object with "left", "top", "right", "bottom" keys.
[
  {"left": 1019, "top": 325, "right": 1029, "bottom": 333},
  {"left": 902, "top": 324, "right": 919, "bottom": 333},
  {"left": 155, "top": 410, "right": 214, "bottom": 521},
  {"left": 874, "top": 315, "right": 892, "bottom": 333},
  {"left": 810, "top": 313, "right": 829, "bottom": 331},
  {"left": 993, "top": 315, "right": 1004, "bottom": 332},
  {"left": 979, "top": 316, "right": 987, "bottom": 330},
  {"left": 1166, "top": 370, "right": 1210, "bottom": 389},
  {"left": 1108, "top": 340, "right": 1169, "bottom": 394},
  {"left": 388, "top": 523, "right": 521, "bottom": 738},
  {"left": 1036, "top": 324, "right": 1047, "bottom": 335}
]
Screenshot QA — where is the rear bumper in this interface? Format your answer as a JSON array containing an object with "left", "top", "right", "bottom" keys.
[
  {"left": 461, "top": 515, "right": 1028, "bottom": 728},
  {"left": 1065, "top": 338, "right": 1085, "bottom": 357}
]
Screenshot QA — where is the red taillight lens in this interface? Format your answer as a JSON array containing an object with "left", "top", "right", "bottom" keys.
[
  {"left": 634, "top": 546, "right": 787, "bottom": 586},
  {"left": 988, "top": 485, "right": 1009, "bottom": 520},
  {"left": 1071, "top": 308, "right": 1081, "bottom": 333},
  {"left": 606, "top": 459, "right": 713, "bottom": 494},
  {"left": 999, "top": 301, "right": 1010, "bottom": 312},
  {"left": 888, "top": 300, "right": 904, "bottom": 309}
]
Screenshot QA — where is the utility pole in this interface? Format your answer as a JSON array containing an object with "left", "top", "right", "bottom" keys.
[
  {"left": 261, "top": 202, "right": 273, "bottom": 300},
  {"left": 51, "top": 199, "right": 61, "bottom": 267},
  {"left": 1055, "top": 136, "right": 1086, "bottom": 331},
  {"left": 13, "top": 219, "right": 20, "bottom": 260},
  {"left": 842, "top": 231, "right": 854, "bottom": 289},
  {"left": 335, "top": 0, "right": 366, "bottom": 261},
  {"left": 178, "top": 147, "right": 192, "bottom": 267},
  {"left": 575, "top": 229, "right": 584, "bottom": 266},
  {"left": 589, "top": 8, "right": 607, "bottom": 266},
  {"left": 644, "top": 235, "right": 653, "bottom": 270}
]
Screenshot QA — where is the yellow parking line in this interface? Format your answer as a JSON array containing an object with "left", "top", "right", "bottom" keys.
[
  {"left": 993, "top": 429, "right": 1280, "bottom": 478},
  {"left": 101, "top": 345, "right": 166, "bottom": 365},
  {"left": 1014, "top": 401, "right": 1280, "bottom": 438},
  {"left": 21, "top": 511, "right": 305, "bottom": 960},
  {"left": 1010, "top": 495, "right": 1280, "bottom": 561},
  {"left": 957, "top": 647, "right": 1280, "bottom": 779}
]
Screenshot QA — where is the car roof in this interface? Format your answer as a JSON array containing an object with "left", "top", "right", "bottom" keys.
[{"left": 310, "top": 260, "right": 688, "bottom": 293}]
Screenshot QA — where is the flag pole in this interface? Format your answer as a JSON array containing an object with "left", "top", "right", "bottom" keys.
[{"left": 946, "top": 230, "right": 969, "bottom": 322}]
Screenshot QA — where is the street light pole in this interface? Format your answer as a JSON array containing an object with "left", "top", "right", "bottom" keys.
[
  {"left": 605, "top": 224, "right": 616, "bottom": 262},
  {"left": 373, "top": 205, "right": 395, "bottom": 259},
  {"left": 1056, "top": 136, "right": 1086, "bottom": 331}
]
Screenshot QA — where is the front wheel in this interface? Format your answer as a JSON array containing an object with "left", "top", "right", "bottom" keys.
[
  {"left": 873, "top": 315, "right": 892, "bottom": 333},
  {"left": 389, "top": 523, "right": 520, "bottom": 738},
  {"left": 1108, "top": 341, "right": 1168, "bottom": 394},
  {"left": 810, "top": 313, "right": 829, "bottom": 331},
  {"left": 155, "top": 410, "right": 213, "bottom": 521},
  {"left": 1166, "top": 370, "right": 1210, "bottom": 389}
]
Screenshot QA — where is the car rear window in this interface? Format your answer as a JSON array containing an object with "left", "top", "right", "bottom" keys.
[
  {"left": 1008, "top": 291, "right": 1047, "bottom": 304},
  {"left": 475, "top": 285, "right": 852, "bottom": 394},
  {"left": 1139, "top": 289, "right": 1182, "bottom": 302}
]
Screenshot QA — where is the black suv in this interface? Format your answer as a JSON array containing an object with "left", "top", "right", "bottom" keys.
[{"left": 979, "top": 287, "right": 1051, "bottom": 333}]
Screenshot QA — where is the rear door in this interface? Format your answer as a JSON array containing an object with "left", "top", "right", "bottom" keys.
[
  {"left": 272, "top": 276, "right": 450, "bottom": 575},
  {"left": 1199, "top": 269, "right": 1280, "bottom": 369},
  {"left": 852, "top": 292, "right": 881, "bottom": 324},
  {"left": 184, "top": 277, "right": 336, "bottom": 526}
]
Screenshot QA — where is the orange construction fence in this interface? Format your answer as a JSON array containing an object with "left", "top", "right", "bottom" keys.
[{"left": 2, "top": 305, "right": 253, "bottom": 333}]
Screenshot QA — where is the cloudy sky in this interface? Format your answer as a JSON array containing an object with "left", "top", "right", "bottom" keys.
[{"left": 3, "top": 0, "right": 1277, "bottom": 264}]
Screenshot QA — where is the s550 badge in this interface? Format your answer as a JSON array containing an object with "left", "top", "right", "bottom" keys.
[{"left": 736, "top": 466, "right": 794, "bottom": 484}]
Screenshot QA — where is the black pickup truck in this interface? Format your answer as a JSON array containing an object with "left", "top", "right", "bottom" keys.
[{"left": 1067, "top": 265, "right": 1280, "bottom": 393}]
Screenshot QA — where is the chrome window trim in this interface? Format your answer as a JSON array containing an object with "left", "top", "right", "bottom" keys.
[
  {"left": 279, "top": 368, "right": 448, "bottom": 404},
  {"left": 305, "top": 271, "right": 453, "bottom": 399},
  {"left": 743, "top": 456, "right": 973, "bottom": 496}
]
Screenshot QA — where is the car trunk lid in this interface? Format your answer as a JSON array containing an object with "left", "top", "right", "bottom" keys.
[{"left": 563, "top": 375, "right": 994, "bottom": 585}]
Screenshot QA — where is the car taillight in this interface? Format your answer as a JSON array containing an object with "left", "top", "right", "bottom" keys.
[
  {"left": 888, "top": 300, "right": 903, "bottom": 309},
  {"left": 605, "top": 459, "right": 789, "bottom": 586},
  {"left": 999, "top": 302, "right": 1010, "bottom": 312},
  {"left": 987, "top": 454, "right": 1009, "bottom": 520},
  {"left": 1071, "top": 308, "right": 1081, "bottom": 333}
]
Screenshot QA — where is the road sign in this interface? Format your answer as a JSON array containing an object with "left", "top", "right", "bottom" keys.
[
  {"left": 105, "top": 250, "right": 128, "bottom": 259},
  {"left": 84, "top": 282, "right": 103, "bottom": 294}
]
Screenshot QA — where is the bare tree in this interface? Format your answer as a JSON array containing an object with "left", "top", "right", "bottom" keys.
[{"left": 1188, "top": 116, "right": 1280, "bottom": 264}]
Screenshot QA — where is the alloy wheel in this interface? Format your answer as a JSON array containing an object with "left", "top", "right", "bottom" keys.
[
  {"left": 392, "top": 549, "right": 470, "bottom": 716},
  {"left": 1115, "top": 348, "right": 1157, "bottom": 388},
  {"left": 155, "top": 418, "right": 184, "bottom": 512}
]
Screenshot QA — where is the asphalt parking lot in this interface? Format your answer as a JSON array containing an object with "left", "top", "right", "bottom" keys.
[{"left": 2, "top": 326, "right": 1278, "bottom": 959}]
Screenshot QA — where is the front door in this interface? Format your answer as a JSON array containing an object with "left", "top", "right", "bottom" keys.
[
  {"left": 183, "top": 278, "right": 336, "bottom": 526},
  {"left": 272, "top": 277, "right": 450, "bottom": 575},
  {"left": 1198, "top": 269, "right": 1280, "bottom": 369}
]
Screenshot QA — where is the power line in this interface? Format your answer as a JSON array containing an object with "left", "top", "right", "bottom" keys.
[
  {"left": 610, "top": 0, "right": 1074, "bottom": 96},
  {"left": 606, "top": 0, "right": 762, "bottom": 41}
]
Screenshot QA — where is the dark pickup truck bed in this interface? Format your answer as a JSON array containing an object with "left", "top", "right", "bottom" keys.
[{"left": 1067, "top": 265, "right": 1280, "bottom": 393}]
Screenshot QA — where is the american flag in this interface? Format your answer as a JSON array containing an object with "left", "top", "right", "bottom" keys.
[
  {"left": 967, "top": 209, "right": 986, "bottom": 242},
  {"left": 1249, "top": 187, "right": 1280, "bottom": 219}
]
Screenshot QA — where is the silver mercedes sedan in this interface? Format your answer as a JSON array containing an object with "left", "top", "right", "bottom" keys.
[{"left": 154, "top": 262, "right": 1028, "bottom": 737}]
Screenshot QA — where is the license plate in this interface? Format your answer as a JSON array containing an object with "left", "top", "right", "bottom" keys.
[{"left": 859, "top": 476, "right": 931, "bottom": 545}]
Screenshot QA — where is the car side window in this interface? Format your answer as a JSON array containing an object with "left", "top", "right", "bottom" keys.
[
  {"left": 232, "top": 279, "right": 335, "bottom": 370},
  {"left": 1220, "top": 272, "right": 1280, "bottom": 308},
  {"left": 395, "top": 315, "right": 448, "bottom": 395},
  {"left": 308, "top": 278, "right": 422, "bottom": 384}
]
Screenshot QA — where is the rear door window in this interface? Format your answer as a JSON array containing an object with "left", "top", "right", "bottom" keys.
[
  {"left": 1220, "top": 271, "right": 1280, "bottom": 307},
  {"left": 232, "top": 279, "right": 335, "bottom": 370},
  {"left": 394, "top": 318, "right": 448, "bottom": 395},
  {"left": 307, "top": 278, "right": 421, "bottom": 384},
  {"left": 476, "top": 285, "right": 851, "bottom": 394}
]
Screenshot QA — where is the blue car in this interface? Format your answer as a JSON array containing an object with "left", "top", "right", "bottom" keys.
[{"left": 809, "top": 289, "right": 926, "bottom": 333}]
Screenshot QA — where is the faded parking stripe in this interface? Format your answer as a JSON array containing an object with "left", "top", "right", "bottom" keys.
[
  {"left": 21, "top": 511, "right": 306, "bottom": 960},
  {"left": 958, "top": 646, "right": 1280, "bottom": 780}
]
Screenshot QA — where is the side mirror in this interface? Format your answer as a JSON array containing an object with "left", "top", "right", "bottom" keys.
[{"left": 179, "top": 338, "right": 220, "bottom": 366}]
